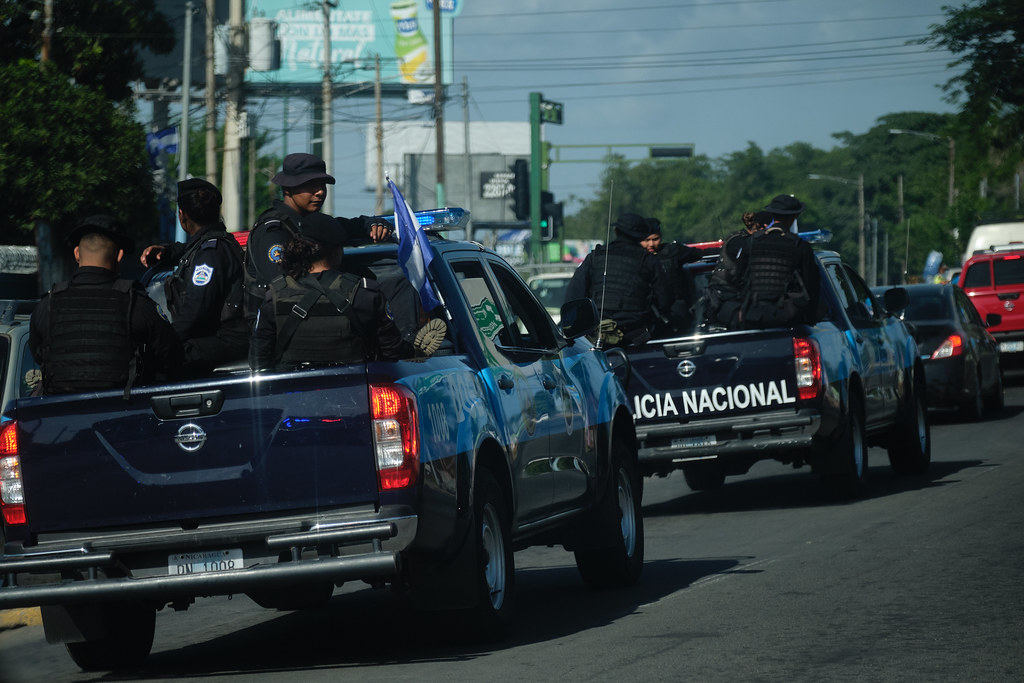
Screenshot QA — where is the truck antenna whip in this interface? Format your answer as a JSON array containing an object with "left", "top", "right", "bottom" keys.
[{"left": 597, "top": 180, "right": 614, "bottom": 349}]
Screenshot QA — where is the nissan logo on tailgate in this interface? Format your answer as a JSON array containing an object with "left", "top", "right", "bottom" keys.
[
  {"left": 677, "top": 360, "right": 697, "bottom": 378},
  {"left": 175, "top": 423, "right": 207, "bottom": 452}
]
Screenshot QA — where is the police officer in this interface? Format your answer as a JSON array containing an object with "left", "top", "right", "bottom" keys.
[
  {"left": 642, "top": 216, "right": 705, "bottom": 335},
  {"left": 30, "top": 215, "right": 182, "bottom": 395},
  {"left": 737, "top": 195, "right": 821, "bottom": 328},
  {"left": 244, "top": 153, "right": 392, "bottom": 323},
  {"left": 704, "top": 210, "right": 769, "bottom": 329},
  {"left": 564, "top": 212, "right": 672, "bottom": 346},
  {"left": 249, "top": 212, "right": 414, "bottom": 371},
  {"left": 141, "top": 178, "right": 247, "bottom": 375}
]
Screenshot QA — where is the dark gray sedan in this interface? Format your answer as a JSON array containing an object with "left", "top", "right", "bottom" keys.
[{"left": 874, "top": 283, "right": 1002, "bottom": 420}]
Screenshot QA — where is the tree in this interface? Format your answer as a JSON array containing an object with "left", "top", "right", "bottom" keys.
[
  {"left": 0, "top": 60, "right": 158, "bottom": 288},
  {"left": 0, "top": 0, "right": 173, "bottom": 102}
]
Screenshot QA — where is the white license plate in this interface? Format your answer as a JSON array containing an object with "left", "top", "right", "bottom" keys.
[
  {"left": 168, "top": 549, "right": 243, "bottom": 576},
  {"left": 672, "top": 435, "right": 717, "bottom": 448},
  {"left": 999, "top": 341, "right": 1024, "bottom": 353}
]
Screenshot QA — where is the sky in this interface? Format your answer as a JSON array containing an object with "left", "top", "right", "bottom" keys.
[{"left": 161, "top": 0, "right": 963, "bottom": 220}]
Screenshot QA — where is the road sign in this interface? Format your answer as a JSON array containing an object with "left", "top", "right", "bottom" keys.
[{"left": 539, "top": 100, "right": 563, "bottom": 125}]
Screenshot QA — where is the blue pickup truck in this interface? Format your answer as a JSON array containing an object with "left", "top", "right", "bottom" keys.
[
  {"left": 0, "top": 224, "right": 641, "bottom": 671},
  {"left": 624, "top": 246, "right": 930, "bottom": 497}
]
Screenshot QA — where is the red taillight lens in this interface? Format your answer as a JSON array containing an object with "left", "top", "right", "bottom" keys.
[
  {"left": 370, "top": 384, "right": 419, "bottom": 490},
  {"left": 931, "top": 334, "right": 964, "bottom": 359},
  {"left": 793, "top": 337, "right": 822, "bottom": 401},
  {"left": 0, "top": 421, "right": 26, "bottom": 525}
]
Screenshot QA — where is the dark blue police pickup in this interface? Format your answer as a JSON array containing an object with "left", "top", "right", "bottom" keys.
[
  {"left": 624, "top": 247, "right": 931, "bottom": 497},
  {"left": 0, "top": 218, "right": 640, "bottom": 671}
]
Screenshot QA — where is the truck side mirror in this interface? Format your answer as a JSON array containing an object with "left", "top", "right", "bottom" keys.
[
  {"left": 883, "top": 287, "right": 909, "bottom": 314},
  {"left": 560, "top": 298, "right": 599, "bottom": 340}
]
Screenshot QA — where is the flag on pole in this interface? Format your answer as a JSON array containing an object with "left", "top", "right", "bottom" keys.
[
  {"left": 388, "top": 177, "right": 443, "bottom": 312},
  {"left": 146, "top": 126, "right": 179, "bottom": 169}
]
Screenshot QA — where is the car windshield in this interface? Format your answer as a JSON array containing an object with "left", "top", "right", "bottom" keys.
[
  {"left": 904, "top": 293, "right": 951, "bottom": 321},
  {"left": 994, "top": 255, "right": 1024, "bottom": 286}
]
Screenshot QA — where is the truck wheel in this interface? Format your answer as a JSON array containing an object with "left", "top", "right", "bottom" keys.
[
  {"left": 824, "top": 393, "right": 868, "bottom": 499},
  {"left": 464, "top": 468, "right": 514, "bottom": 641},
  {"left": 574, "top": 438, "right": 644, "bottom": 588},
  {"left": 63, "top": 602, "right": 155, "bottom": 672},
  {"left": 887, "top": 372, "right": 931, "bottom": 475},
  {"left": 983, "top": 367, "right": 1004, "bottom": 414},
  {"left": 683, "top": 464, "right": 726, "bottom": 491}
]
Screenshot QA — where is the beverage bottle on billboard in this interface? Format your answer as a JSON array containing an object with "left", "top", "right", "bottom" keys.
[{"left": 390, "top": 1, "right": 431, "bottom": 84}]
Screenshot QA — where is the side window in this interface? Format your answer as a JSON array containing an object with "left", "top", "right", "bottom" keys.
[
  {"left": 843, "top": 265, "right": 878, "bottom": 321},
  {"left": 955, "top": 288, "right": 984, "bottom": 327},
  {"left": 824, "top": 263, "right": 862, "bottom": 323},
  {"left": 961, "top": 261, "right": 991, "bottom": 289},
  {"left": 489, "top": 262, "right": 558, "bottom": 351},
  {"left": 993, "top": 255, "right": 1024, "bottom": 286},
  {"left": 451, "top": 260, "right": 508, "bottom": 358},
  {"left": 18, "top": 335, "right": 40, "bottom": 398}
]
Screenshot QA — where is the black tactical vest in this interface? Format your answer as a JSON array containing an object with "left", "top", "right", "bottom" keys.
[
  {"left": 270, "top": 272, "right": 365, "bottom": 367},
  {"left": 740, "top": 228, "right": 808, "bottom": 326},
  {"left": 43, "top": 280, "right": 134, "bottom": 394},
  {"left": 589, "top": 242, "right": 650, "bottom": 322},
  {"left": 166, "top": 231, "right": 245, "bottom": 325},
  {"left": 704, "top": 231, "right": 747, "bottom": 327}
]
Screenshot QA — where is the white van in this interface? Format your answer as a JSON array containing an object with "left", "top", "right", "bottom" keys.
[{"left": 963, "top": 221, "right": 1024, "bottom": 263}]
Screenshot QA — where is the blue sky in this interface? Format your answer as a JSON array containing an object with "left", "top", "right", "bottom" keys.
[{"left": 186, "top": 0, "right": 962, "bottom": 219}]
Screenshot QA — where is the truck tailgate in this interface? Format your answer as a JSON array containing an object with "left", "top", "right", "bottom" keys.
[
  {"left": 628, "top": 331, "right": 800, "bottom": 423},
  {"left": 15, "top": 366, "right": 379, "bottom": 533}
]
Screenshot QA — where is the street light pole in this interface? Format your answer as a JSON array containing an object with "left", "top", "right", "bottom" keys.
[
  {"left": 889, "top": 129, "right": 955, "bottom": 207},
  {"left": 808, "top": 173, "right": 866, "bottom": 276}
]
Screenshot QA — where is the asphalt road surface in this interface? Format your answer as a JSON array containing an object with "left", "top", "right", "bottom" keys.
[{"left": 2, "top": 382, "right": 1022, "bottom": 682}]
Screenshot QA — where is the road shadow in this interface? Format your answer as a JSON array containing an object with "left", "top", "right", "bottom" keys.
[
  {"left": 112, "top": 557, "right": 739, "bottom": 679},
  {"left": 642, "top": 457, "right": 991, "bottom": 516}
]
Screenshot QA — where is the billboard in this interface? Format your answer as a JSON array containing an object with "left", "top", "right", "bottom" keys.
[{"left": 246, "top": 0, "right": 455, "bottom": 90}]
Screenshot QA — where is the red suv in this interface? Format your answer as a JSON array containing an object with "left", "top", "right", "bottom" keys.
[{"left": 959, "top": 244, "right": 1024, "bottom": 368}]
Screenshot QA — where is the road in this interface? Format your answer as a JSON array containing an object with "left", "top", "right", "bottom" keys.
[{"left": 2, "top": 382, "right": 1022, "bottom": 682}]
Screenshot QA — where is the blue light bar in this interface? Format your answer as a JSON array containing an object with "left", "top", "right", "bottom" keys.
[
  {"left": 798, "top": 229, "right": 832, "bottom": 244},
  {"left": 371, "top": 207, "right": 471, "bottom": 231}
]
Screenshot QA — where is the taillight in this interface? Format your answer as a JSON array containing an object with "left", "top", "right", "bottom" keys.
[
  {"left": 793, "top": 337, "right": 821, "bottom": 401},
  {"left": 931, "top": 334, "right": 964, "bottom": 359},
  {"left": 0, "top": 421, "right": 26, "bottom": 526},
  {"left": 370, "top": 384, "right": 419, "bottom": 490}
]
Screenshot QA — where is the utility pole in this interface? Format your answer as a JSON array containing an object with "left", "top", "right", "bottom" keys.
[
  {"left": 179, "top": 1, "right": 194, "bottom": 185},
  {"left": 321, "top": 0, "right": 335, "bottom": 216},
  {"left": 41, "top": 0, "right": 53, "bottom": 63},
  {"left": 374, "top": 54, "right": 384, "bottom": 214},
  {"left": 205, "top": 0, "right": 217, "bottom": 184},
  {"left": 463, "top": 77, "right": 473, "bottom": 242},
  {"left": 221, "top": 0, "right": 245, "bottom": 232},
  {"left": 432, "top": 0, "right": 445, "bottom": 207}
]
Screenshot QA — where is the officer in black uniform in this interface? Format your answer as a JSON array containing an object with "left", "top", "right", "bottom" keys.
[
  {"left": 140, "top": 178, "right": 247, "bottom": 375},
  {"left": 642, "top": 216, "right": 706, "bottom": 335},
  {"left": 564, "top": 213, "right": 672, "bottom": 346},
  {"left": 244, "top": 153, "right": 392, "bottom": 323},
  {"left": 249, "top": 212, "right": 413, "bottom": 372},
  {"left": 704, "top": 210, "right": 769, "bottom": 329},
  {"left": 736, "top": 195, "right": 821, "bottom": 328},
  {"left": 29, "top": 215, "right": 183, "bottom": 395}
]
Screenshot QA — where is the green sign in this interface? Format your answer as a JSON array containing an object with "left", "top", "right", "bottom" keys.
[{"left": 539, "top": 100, "right": 563, "bottom": 125}]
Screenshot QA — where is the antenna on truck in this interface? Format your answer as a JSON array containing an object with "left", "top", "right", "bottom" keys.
[{"left": 596, "top": 181, "right": 614, "bottom": 349}]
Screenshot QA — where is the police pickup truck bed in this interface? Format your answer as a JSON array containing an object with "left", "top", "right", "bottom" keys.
[
  {"left": 624, "top": 248, "right": 930, "bottom": 496},
  {"left": 0, "top": 230, "right": 641, "bottom": 671}
]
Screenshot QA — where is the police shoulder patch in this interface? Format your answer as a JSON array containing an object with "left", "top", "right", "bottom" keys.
[
  {"left": 192, "top": 264, "right": 214, "bottom": 286},
  {"left": 268, "top": 244, "right": 284, "bottom": 263}
]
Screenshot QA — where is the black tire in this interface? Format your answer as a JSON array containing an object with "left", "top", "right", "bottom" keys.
[
  {"left": 983, "top": 366, "right": 1004, "bottom": 414},
  {"left": 574, "top": 438, "right": 644, "bottom": 588},
  {"left": 464, "top": 468, "right": 514, "bottom": 641},
  {"left": 64, "top": 602, "right": 155, "bottom": 672},
  {"left": 824, "top": 392, "right": 869, "bottom": 499},
  {"left": 887, "top": 371, "right": 931, "bottom": 476},
  {"left": 961, "top": 366, "right": 984, "bottom": 422},
  {"left": 683, "top": 464, "right": 726, "bottom": 491}
]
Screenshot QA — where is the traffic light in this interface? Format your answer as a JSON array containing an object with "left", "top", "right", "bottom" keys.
[
  {"left": 510, "top": 159, "right": 530, "bottom": 220},
  {"left": 540, "top": 191, "right": 564, "bottom": 241}
]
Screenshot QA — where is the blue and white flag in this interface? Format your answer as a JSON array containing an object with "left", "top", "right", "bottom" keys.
[
  {"left": 146, "top": 126, "right": 179, "bottom": 169},
  {"left": 388, "top": 178, "right": 443, "bottom": 312}
]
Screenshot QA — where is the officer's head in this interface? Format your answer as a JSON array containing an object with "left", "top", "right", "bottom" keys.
[
  {"left": 177, "top": 178, "right": 222, "bottom": 230},
  {"left": 613, "top": 213, "right": 650, "bottom": 244},
  {"left": 641, "top": 216, "right": 663, "bottom": 254},
  {"left": 66, "top": 215, "right": 134, "bottom": 269},
  {"left": 273, "top": 154, "right": 336, "bottom": 216},
  {"left": 281, "top": 212, "right": 346, "bottom": 279},
  {"left": 764, "top": 195, "right": 804, "bottom": 230}
]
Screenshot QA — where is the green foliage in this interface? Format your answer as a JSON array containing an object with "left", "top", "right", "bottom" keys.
[{"left": 0, "top": 60, "right": 158, "bottom": 246}]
